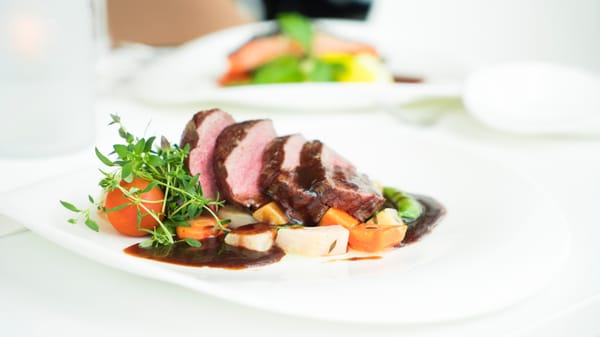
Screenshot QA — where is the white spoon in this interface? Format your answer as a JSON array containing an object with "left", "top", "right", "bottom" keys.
[{"left": 463, "top": 62, "right": 600, "bottom": 134}]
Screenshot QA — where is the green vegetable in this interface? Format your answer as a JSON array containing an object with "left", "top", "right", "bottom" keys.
[
  {"left": 61, "top": 114, "right": 226, "bottom": 247},
  {"left": 383, "top": 187, "right": 423, "bottom": 222},
  {"left": 249, "top": 12, "right": 346, "bottom": 84},
  {"left": 277, "top": 12, "right": 313, "bottom": 52},
  {"left": 252, "top": 55, "right": 304, "bottom": 84},
  {"left": 304, "top": 59, "right": 345, "bottom": 82},
  {"left": 252, "top": 56, "right": 345, "bottom": 84}
]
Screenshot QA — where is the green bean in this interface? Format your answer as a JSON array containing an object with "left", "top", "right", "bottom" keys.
[{"left": 383, "top": 187, "right": 423, "bottom": 221}]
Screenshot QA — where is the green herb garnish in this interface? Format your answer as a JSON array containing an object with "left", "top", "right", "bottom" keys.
[{"left": 61, "top": 114, "right": 227, "bottom": 247}]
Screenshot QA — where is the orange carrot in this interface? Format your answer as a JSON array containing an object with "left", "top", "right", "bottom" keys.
[
  {"left": 348, "top": 223, "right": 407, "bottom": 253},
  {"left": 318, "top": 207, "right": 359, "bottom": 230},
  {"left": 176, "top": 216, "right": 224, "bottom": 240},
  {"left": 218, "top": 70, "right": 252, "bottom": 86},
  {"left": 252, "top": 201, "right": 289, "bottom": 225}
]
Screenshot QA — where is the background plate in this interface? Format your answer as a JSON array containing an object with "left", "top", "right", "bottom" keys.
[{"left": 128, "top": 20, "right": 460, "bottom": 109}]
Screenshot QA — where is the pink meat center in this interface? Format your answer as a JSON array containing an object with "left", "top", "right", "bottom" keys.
[{"left": 225, "top": 122, "right": 275, "bottom": 200}]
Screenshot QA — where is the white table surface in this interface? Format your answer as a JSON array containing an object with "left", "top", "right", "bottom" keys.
[{"left": 2, "top": 83, "right": 600, "bottom": 337}]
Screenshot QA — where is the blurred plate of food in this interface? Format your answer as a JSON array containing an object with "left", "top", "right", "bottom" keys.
[{"left": 128, "top": 14, "right": 459, "bottom": 110}]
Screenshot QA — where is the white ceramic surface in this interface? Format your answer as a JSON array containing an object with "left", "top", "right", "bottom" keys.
[
  {"left": 128, "top": 20, "right": 459, "bottom": 109},
  {"left": 0, "top": 129, "right": 569, "bottom": 324},
  {"left": 463, "top": 62, "right": 600, "bottom": 134}
]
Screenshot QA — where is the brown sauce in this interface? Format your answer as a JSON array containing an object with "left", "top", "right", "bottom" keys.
[
  {"left": 124, "top": 237, "right": 285, "bottom": 270},
  {"left": 401, "top": 195, "right": 446, "bottom": 245},
  {"left": 229, "top": 222, "right": 275, "bottom": 235},
  {"left": 333, "top": 256, "right": 382, "bottom": 262},
  {"left": 124, "top": 195, "right": 444, "bottom": 269},
  {"left": 393, "top": 75, "right": 424, "bottom": 84}
]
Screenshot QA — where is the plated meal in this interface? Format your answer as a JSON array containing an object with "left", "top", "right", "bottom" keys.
[
  {"left": 218, "top": 12, "right": 392, "bottom": 86},
  {"left": 128, "top": 14, "right": 441, "bottom": 108},
  {"left": 0, "top": 111, "right": 567, "bottom": 323},
  {"left": 62, "top": 109, "right": 444, "bottom": 269}
]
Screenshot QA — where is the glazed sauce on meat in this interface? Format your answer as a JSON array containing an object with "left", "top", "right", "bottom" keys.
[
  {"left": 401, "top": 195, "right": 446, "bottom": 245},
  {"left": 124, "top": 235, "right": 284, "bottom": 270}
]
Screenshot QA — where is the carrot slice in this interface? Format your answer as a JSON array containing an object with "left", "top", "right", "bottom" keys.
[
  {"left": 252, "top": 201, "right": 289, "bottom": 225},
  {"left": 176, "top": 216, "right": 224, "bottom": 240},
  {"left": 319, "top": 207, "right": 359, "bottom": 230},
  {"left": 218, "top": 70, "right": 252, "bottom": 86},
  {"left": 348, "top": 223, "right": 407, "bottom": 252}
]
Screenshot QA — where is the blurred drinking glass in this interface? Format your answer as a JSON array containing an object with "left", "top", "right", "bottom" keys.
[{"left": 0, "top": 0, "right": 96, "bottom": 158}]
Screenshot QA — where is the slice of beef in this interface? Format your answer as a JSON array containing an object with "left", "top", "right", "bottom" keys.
[
  {"left": 180, "top": 109, "right": 235, "bottom": 200},
  {"left": 299, "top": 140, "right": 385, "bottom": 222},
  {"left": 260, "top": 134, "right": 327, "bottom": 224},
  {"left": 264, "top": 139, "right": 384, "bottom": 224},
  {"left": 214, "top": 119, "right": 276, "bottom": 209},
  {"left": 260, "top": 134, "right": 306, "bottom": 191}
]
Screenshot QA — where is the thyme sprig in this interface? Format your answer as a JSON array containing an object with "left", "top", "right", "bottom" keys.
[{"left": 61, "top": 114, "right": 228, "bottom": 247}]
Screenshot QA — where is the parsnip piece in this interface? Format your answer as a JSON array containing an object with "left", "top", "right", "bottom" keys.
[
  {"left": 367, "top": 208, "right": 405, "bottom": 226},
  {"left": 217, "top": 205, "right": 256, "bottom": 229},
  {"left": 275, "top": 225, "right": 349, "bottom": 256},
  {"left": 224, "top": 224, "right": 276, "bottom": 252}
]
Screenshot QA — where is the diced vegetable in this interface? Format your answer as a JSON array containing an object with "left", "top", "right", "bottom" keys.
[
  {"left": 224, "top": 224, "right": 276, "bottom": 252},
  {"left": 367, "top": 208, "right": 405, "bottom": 226},
  {"left": 348, "top": 223, "right": 407, "bottom": 253},
  {"left": 252, "top": 201, "right": 289, "bottom": 225},
  {"left": 318, "top": 207, "right": 359, "bottom": 229},
  {"left": 383, "top": 187, "right": 424, "bottom": 221},
  {"left": 275, "top": 225, "right": 349, "bottom": 256},
  {"left": 176, "top": 216, "right": 224, "bottom": 241},
  {"left": 217, "top": 205, "right": 257, "bottom": 229}
]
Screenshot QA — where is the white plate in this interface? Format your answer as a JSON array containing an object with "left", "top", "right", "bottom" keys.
[
  {"left": 128, "top": 20, "right": 460, "bottom": 109},
  {"left": 0, "top": 130, "right": 569, "bottom": 324}
]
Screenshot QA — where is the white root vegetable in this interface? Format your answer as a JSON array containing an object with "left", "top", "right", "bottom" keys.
[
  {"left": 224, "top": 224, "right": 276, "bottom": 252},
  {"left": 217, "top": 205, "right": 257, "bottom": 229},
  {"left": 275, "top": 225, "right": 349, "bottom": 256},
  {"left": 367, "top": 208, "right": 405, "bottom": 226}
]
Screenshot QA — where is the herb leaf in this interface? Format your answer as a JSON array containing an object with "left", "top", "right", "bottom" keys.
[
  {"left": 63, "top": 115, "right": 227, "bottom": 247},
  {"left": 278, "top": 12, "right": 313, "bottom": 52},
  {"left": 60, "top": 200, "right": 81, "bottom": 213},
  {"left": 95, "top": 147, "right": 114, "bottom": 167},
  {"left": 184, "top": 238, "right": 202, "bottom": 247}
]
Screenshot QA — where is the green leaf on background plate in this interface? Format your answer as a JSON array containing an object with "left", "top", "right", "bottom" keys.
[
  {"left": 278, "top": 12, "right": 313, "bottom": 52},
  {"left": 252, "top": 55, "right": 304, "bottom": 84}
]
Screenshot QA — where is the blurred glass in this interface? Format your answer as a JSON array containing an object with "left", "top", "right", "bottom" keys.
[{"left": 0, "top": 0, "right": 96, "bottom": 158}]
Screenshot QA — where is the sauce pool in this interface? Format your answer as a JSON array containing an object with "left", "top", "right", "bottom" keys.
[{"left": 124, "top": 237, "right": 285, "bottom": 270}]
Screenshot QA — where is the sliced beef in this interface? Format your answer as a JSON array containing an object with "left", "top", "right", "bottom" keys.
[
  {"left": 300, "top": 140, "right": 385, "bottom": 222},
  {"left": 263, "top": 139, "right": 384, "bottom": 224},
  {"left": 180, "top": 109, "right": 234, "bottom": 200},
  {"left": 260, "top": 134, "right": 327, "bottom": 224},
  {"left": 214, "top": 119, "right": 276, "bottom": 209},
  {"left": 260, "top": 134, "right": 306, "bottom": 191}
]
